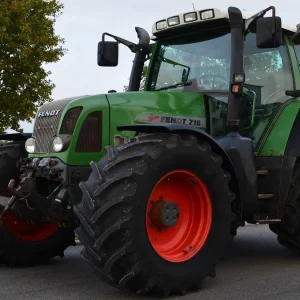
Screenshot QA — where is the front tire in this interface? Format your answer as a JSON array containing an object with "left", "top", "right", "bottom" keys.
[{"left": 74, "top": 133, "right": 235, "bottom": 297}]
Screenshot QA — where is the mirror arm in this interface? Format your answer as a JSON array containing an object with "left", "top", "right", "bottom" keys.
[
  {"left": 291, "top": 24, "right": 300, "bottom": 43},
  {"left": 102, "top": 32, "right": 138, "bottom": 53},
  {"left": 244, "top": 6, "right": 276, "bottom": 33}
]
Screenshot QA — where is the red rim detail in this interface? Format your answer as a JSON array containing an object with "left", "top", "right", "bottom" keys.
[
  {"left": 3, "top": 212, "right": 59, "bottom": 242},
  {"left": 146, "top": 170, "right": 212, "bottom": 263}
]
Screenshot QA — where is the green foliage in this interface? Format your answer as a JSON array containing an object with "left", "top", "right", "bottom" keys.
[{"left": 0, "top": 0, "right": 66, "bottom": 133}]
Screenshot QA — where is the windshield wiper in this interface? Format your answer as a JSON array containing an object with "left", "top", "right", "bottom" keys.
[{"left": 155, "top": 81, "right": 192, "bottom": 91}]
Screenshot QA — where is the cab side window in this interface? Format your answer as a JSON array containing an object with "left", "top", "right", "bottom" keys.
[
  {"left": 244, "top": 48, "right": 293, "bottom": 105},
  {"left": 243, "top": 33, "right": 294, "bottom": 149}
]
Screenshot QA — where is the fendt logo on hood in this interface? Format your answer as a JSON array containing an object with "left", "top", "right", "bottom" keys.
[{"left": 37, "top": 110, "right": 60, "bottom": 118}]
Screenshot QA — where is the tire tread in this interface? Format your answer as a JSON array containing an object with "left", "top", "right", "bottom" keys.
[{"left": 74, "top": 133, "right": 237, "bottom": 296}]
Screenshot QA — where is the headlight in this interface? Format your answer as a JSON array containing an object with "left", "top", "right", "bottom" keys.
[
  {"left": 52, "top": 135, "right": 72, "bottom": 152},
  {"left": 200, "top": 9, "right": 214, "bottom": 20},
  {"left": 156, "top": 20, "right": 167, "bottom": 30},
  {"left": 184, "top": 12, "right": 197, "bottom": 22},
  {"left": 25, "top": 138, "right": 35, "bottom": 154},
  {"left": 53, "top": 136, "right": 63, "bottom": 152},
  {"left": 167, "top": 16, "right": 180, "bottom": 26}
]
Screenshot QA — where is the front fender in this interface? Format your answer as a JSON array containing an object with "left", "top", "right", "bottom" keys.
[
  {"left": 117, "top": 124, "right": 243, "bottom": 218},
  {"left": 117, "top": 123, "right": 234, "bottom": 169}
]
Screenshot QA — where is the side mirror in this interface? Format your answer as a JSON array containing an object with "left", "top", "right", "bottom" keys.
[
  {"left": 97, "top": 41, "right": 119, "bottom": 67},
  {"left": 256, "top": 16, "right": 282, "bottom": 48}
]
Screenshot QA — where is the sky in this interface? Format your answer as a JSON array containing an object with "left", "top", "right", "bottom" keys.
[{"left": 16, "top": 0, "right": 300, "bottom": 133}]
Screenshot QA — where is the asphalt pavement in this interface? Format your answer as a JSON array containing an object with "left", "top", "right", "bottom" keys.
[{"left": 1, "top": 224, "right": 300, "bottom": 300}]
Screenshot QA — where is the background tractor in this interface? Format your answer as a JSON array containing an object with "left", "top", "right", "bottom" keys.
[
  {"left": 0, "top": 132, "right": 76, "bottom": 265},
  {"left": 2, "top": 5, "right": 300, "bottom": 297}
]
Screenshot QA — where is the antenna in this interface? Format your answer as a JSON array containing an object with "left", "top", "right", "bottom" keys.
[{"left": 192, "top": 3, "right": 195, "bottom": 11}]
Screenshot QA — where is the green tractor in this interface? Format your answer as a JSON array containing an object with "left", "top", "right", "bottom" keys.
[{"left": 2, "top": 5, "right": 300, "bottom": 297}]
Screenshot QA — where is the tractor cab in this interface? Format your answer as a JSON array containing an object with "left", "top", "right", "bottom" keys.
[
  {"left": 146, "top": 19, "right": 294, "bottom": 142},
  {"left": 98, "top": 7, "right": 298, "bottom": 148}
]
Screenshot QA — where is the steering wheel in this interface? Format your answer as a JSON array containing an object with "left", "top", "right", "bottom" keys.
[{"left": 198, "top": 74, "right": 228, "bottom": 90}]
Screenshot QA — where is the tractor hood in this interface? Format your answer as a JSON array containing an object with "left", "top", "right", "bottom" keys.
[
  {"left": 28, "top": 91, "right": 218, "bottom": 166},
  {"left": 106, "top": 91, "right": 208, "bottom": 141}
]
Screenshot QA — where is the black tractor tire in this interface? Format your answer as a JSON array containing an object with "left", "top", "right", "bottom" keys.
[
  {"left": 74, "top": 132, "right": 236, "bottom": 297},
  {"left": 0, "top": 205, "right": 76, "bottom": 266},
  {"left": 0, "top": 143, "right": 24, "bottom": 193},
  {"left": 0, "top": 144, "right": 76, "bottom": 266},
  {"left": 269, "top": 161, "right": 300, "bottom": 252}
]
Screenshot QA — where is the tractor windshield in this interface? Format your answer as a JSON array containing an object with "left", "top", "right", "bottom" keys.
[
  {"left": 148, "top": 29, "right": 293, "bottom": 106},
  {"left": 149, "top": 30, "right": 231, "bottom": 92}
]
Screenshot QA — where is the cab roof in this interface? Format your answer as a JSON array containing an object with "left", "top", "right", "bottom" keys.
[{"left": 151, "top": 8, "right": 296, "bottom": 38}]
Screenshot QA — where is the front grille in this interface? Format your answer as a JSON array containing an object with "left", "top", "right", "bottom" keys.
[
  {"left": 76, "top": 111, "right": 102, "bottom": 152},
  {"left": 33, "top": 97, "right": 81, "bottom": 153},
  {"left": 59, "top": 107, "right": 83, "bottom": 135}
]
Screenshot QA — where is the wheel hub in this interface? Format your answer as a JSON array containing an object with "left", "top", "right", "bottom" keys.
[
  {"left": 146, "top": 170, "right": 213, "bottom": 263},
  {"left": 149, "top": 200, "right": 180, "bottom": 228}
]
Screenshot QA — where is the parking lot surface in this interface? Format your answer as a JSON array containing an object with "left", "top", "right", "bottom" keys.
[{"left": 1, "top": 224, "right": 300, "bottom": 300}]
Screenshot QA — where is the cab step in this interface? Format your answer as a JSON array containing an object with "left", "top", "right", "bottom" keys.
[
  {"left": 257, "top": 169, "right": 269, "bottom": 175},
  {"left": 251, "top": 212, "right": 281, "bottom": 224},
  {"left": 258, "top": 193, "right": 274, "bottom": 199},
  {"left": 256, "top": 219, "right": 281, "bottom": 224}
]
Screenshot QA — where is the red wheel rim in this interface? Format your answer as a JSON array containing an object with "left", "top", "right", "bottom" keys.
[
  {"left": 146, "top": 170, "right": 212, "bottom": 263},
  {"left": 3, "top": 212, "right": 59, "bottom": 242}
]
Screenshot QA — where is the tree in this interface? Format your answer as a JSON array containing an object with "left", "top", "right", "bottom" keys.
[
  {"left": 0, "top": 0, "right": 66, "bottom": 133},
  {"left": 123, "top": 65, "right": 148, "bottom": 92}
]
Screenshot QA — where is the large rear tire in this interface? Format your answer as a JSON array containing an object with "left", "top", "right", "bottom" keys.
[
  {"left": 0, "top": 205, "right": 76, "bottom": 266},
  {"left": 0, "top": 144, "right": 23, "bottom": 193},
  {"left": 0, "top": 144, "right": 76, "bottom": 266},
  {"left": 74, "top": 133, "right": 236, "bottom": 297},
  {"left": 269, "top": 161, "right": 300, "bottom": 252}
]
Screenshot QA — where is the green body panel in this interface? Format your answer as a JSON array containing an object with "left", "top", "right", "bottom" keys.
[
  {"left": 29, "top": 92, "right": 206, "bottom": 166},
  {"left": 255, "top": 37, "right": 300, "bottom": 156},
  {"left": 106, "top": 91, "right": 206, "bottom": 146},
  {"left": 286, "top": 37, "right": 300, "bottom": 89},
  {"left": 257, "top": 100, "right": 300, "bottom": 156},
  {"left": 29, "top": 95, "right": 110, "bottom": 165}
]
